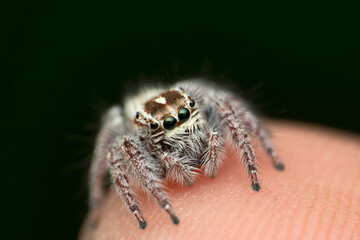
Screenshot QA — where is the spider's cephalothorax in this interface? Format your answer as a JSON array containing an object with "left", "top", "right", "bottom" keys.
[
  {"left": 89, "top": 80, "right": 285, "bottom": 229},
  {"left": 134, "top": 88, "right": 206, "bottom": 155}
]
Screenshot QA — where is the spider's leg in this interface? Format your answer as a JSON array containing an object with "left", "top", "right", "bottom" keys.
[
  {"left": 231, "top": 98, "right": 285, "bottom": 170},
  {"left": 215, "top": 98, "right": 261, "bottom": 191},
  {"left": 89, "top": 146, "right": 107, "bottom": 211},
  {"left": 121, "top": 137, "right": 180, "bottom": 225},
  {"left": 201, "top": 128, "right": 224, "bottom": 178},
  {"left": 109, "top": 157, "right": 147, "bottom": 229},
  {"left": 159, "top": 152, "right": 197, "bottom": 186},
  {"left": 256, "top": 126, "right": 284, "bottom": 170},
  {"left": 89, "top": 106, "right": 123, "bottom": 224}
]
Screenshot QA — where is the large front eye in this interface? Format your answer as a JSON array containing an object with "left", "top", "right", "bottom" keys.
[
  {"left": 163, "top": 116, "right": 177, "bottom": 130},
  {"left": 178, "top": 108, "right": 190, "bottom": 122}
]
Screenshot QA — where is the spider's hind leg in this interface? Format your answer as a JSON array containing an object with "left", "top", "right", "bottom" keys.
[
  {"left": 257, "top": 127, "right": 285, "bottom": 170},
  {"left": 231, "top": 98, "right": 285, "bottom": 171}
]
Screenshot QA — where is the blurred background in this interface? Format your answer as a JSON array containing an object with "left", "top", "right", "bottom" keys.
[{"left": 2, "top": 0, "right": 359, "bottom": 239}]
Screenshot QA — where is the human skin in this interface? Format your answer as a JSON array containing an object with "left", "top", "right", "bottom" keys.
[{"left": 79, "top": 121, "right": 360, "bottom": 240}]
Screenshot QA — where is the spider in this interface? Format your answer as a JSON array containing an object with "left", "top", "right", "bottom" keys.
[{"left": 88, "top": 79, "right": 284, "bottom": 229}]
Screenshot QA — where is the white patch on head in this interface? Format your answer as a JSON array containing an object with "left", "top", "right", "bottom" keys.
[{"left": 154, "top": 96, "right": 167, "bottom": 104}]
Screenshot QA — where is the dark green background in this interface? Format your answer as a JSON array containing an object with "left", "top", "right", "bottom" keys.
[{"left": 2, "top": 0, "right": 359, "bottom": 239}]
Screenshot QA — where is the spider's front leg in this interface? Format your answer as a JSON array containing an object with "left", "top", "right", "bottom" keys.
[
  {"left": 119, "top": 137, "right": 180, "bottom": 227},
  {"left": 109, "top": 156, "right": 147, "bottom": 229},
  {"left": 215, "top": 97, "right": 261, "bottom": 191}
]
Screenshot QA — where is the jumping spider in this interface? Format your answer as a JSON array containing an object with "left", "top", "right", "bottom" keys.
[{"left": 89, "top": 79, "right": 284, "bottom": 229}]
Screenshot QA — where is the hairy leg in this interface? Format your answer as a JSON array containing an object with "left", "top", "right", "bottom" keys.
[
  {"left": 109, "top": 158, "right": 147, "bottom": 229},
  {"left": 120, "top": 137, "right": 180, "bottom": 227},
  {"left": 230, "top": 97, "right": 284, "bottom": 170},
  {"left": 89, "top": 106, "right": 124, "bottom": 218},
  {"left": 215, "top": 97, "right": 261, "bottom": 191}
]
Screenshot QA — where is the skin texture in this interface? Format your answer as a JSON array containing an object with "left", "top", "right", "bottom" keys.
[{"left": 79, "top": 121, "right": 360, "bottom": 240}]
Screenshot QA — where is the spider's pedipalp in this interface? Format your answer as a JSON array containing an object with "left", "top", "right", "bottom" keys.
[
  {"left": 160, "top": 151, "right": 197, "bottom": 186},
  {"left": 201, "top": 128, "right": 224, "bottom": 178}
]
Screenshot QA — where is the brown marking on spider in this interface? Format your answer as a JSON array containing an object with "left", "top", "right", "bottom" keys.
[{"left": 144, "top": 100, "right": 167, "bottom": 115}]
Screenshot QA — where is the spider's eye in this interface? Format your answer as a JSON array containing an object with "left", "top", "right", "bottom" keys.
[
  {"left": 163, "top": 116, "right": 177, "bottom": 130},
  {"left": 189, "top": 99, "right": 195, "bottom": 108},
  {"left": 150, "top": 122, "right": 159, "bottom": 130},
  {"left": 135, "top": 112, "right": 140, "bottom": 119},
  {"left": 178, "top": 108, "right": 190, "bottom": 122}
]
